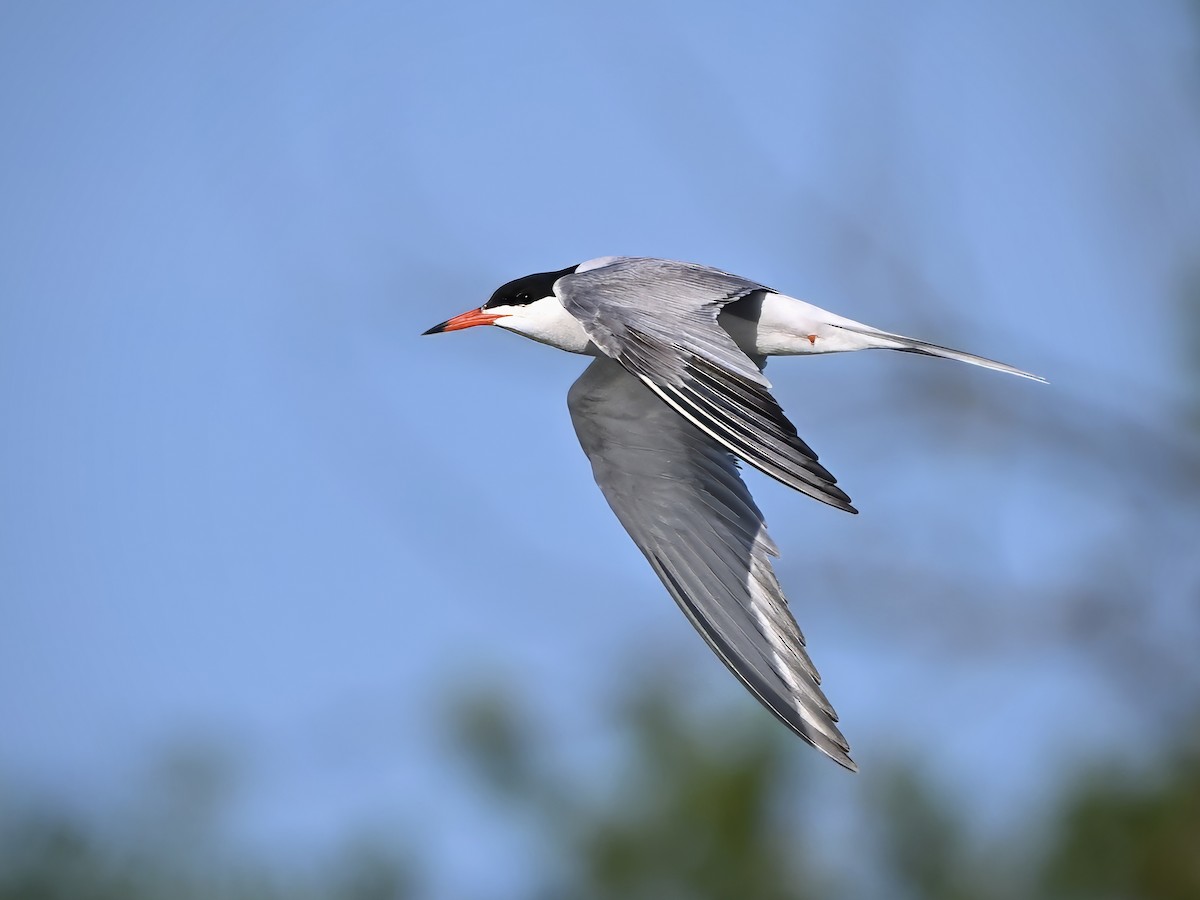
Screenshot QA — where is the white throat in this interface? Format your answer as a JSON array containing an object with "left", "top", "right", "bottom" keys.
[{"left": 492, "top": 296, "right": 597, "bottom": 355}]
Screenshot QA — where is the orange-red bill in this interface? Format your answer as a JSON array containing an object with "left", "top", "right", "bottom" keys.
[{"left": 422, "top": 308, "right": 501, "bottom": 335}]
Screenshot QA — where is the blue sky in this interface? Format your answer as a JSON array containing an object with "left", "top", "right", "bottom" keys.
[{"left": 3, "top": 1, "right": 1199, "bottom": 895}]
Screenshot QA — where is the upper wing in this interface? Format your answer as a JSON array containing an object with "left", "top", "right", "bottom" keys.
[
  {"left": 557, "top": 258, "right": 855, "bottom": 513},
  {"left": 568, "top": 356, "right": 856, "bottom": 770}
]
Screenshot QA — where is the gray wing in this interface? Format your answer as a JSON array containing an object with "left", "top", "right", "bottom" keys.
[
  {"left": 568, "top": 356, "right": 855, "bottom": 770},
  {"left": 557, "top": 257, "right": 855, "bottom": 513}
]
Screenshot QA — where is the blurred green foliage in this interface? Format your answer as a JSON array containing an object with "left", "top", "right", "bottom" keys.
[
  {"left": 1040, "top": 738, "right": 1200, "bottom": 900},
  {"left": 0, "top": 809, "right": 417, "bottom": 900},
  {"left": 0, "top": 743, "right": 419, "bottom": 900},
  {"left": 2, "top": 687, "right": 1197, "bottom": 900},
  {"left": 448, "top": 685, "right": 1200, "bottom": 900}
]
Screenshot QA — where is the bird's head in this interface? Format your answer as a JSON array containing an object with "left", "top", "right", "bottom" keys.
[{"left": 422, "top": 264, "right": 591, "bottom": 352}]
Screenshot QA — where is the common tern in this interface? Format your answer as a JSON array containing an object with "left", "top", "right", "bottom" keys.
[{"left": 423, "top": 256, "right": 1043, "bottom": 770}]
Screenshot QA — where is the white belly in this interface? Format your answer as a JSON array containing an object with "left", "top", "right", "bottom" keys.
[{"left": 721, "top": 291, "right": 885, "bottom": 357}]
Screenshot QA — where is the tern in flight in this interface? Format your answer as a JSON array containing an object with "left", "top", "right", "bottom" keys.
[{"left": 423, "top": 256, "right": 1043, "bottom": 770}]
